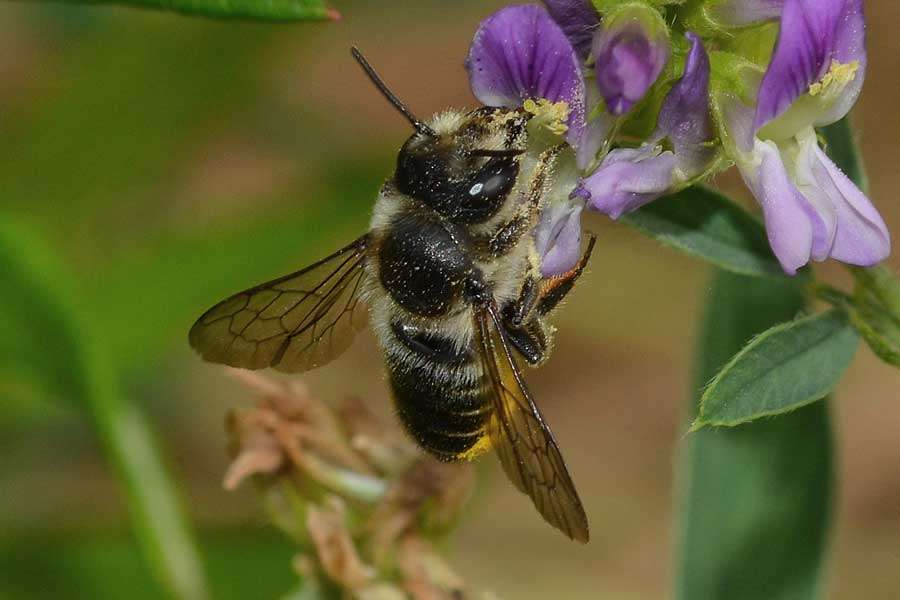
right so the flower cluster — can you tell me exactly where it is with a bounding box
[465,0,890,275]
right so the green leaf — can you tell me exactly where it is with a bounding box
[676,271,833,600]
[693,309,859,429]
[620,185,785,278]
[0,220,210,600]
[38,0,336,21]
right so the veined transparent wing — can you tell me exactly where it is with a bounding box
[476,305,589,543]
[189,236,369,373]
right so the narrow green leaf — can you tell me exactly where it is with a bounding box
[0,220,86,408]
[694,309,858,428]
[0,220,210,600]
[676,271,833,600]
[37,0,336,21]
[620,185,785,278]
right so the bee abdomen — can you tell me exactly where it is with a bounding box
[386,321,488,460]
[389,363,489,460]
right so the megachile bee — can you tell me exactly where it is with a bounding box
[189,48,595,542]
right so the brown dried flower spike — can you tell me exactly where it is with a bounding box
[221,369,494,600]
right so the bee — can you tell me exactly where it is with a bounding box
[189,48,595,542]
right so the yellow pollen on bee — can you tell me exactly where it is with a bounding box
[808,59,859,97]
[457,435,492,461]
[524,98,570,135]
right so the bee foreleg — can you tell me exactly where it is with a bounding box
[537,234,597,315]
[502,319,548,366]
[502,275,540,327]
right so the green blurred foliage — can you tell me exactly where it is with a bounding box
[0,6,378,599]
[0,528,297,600]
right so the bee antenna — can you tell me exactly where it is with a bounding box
[351,47,436,137]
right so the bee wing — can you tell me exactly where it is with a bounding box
[476,305,589,543]
[189,236,369,373]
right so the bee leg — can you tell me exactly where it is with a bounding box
[475,146,561,258]
[503,319,548,366]
[502,275,540,328]
[500,275,548,365]
[537,234,597,315]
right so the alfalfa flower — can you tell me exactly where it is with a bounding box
[718,0,890,274]
[574,32,717,217]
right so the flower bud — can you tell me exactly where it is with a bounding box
[592,3,670,115]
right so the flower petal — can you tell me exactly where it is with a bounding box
[575,83,615,170]
[466,4,586,144]
[573,145,677,218]
[816,0,866,126]
[738,138,827,274]
[542,0,600,60]
[793,128,890,265]
[710,0,783,27]
[592,5,669,116]
[535,200,584,278]
[655,32,715,176]
[753,0,865,134]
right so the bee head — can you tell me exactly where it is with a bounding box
[352,47,526,225]
[395,109,526,224]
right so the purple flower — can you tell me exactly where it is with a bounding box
[721,0,889,274]
[542,0,600,60]
[575,33,716,217]
[654,33,716,178]
[534,199,585,277]
[466,3,586,146]
[573,145,677,218]
[592,4,669,116]
[753,0,867,138]
[465,4,590,278]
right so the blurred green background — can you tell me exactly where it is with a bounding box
[1,1,899,598]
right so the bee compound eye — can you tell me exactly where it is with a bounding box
[472,158,518,201]
[452,157,519,223]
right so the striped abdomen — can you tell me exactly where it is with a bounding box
[385,320,489,461]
